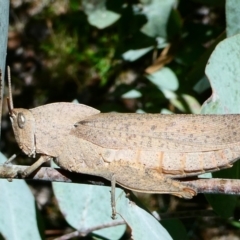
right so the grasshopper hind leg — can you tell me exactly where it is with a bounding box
[105,162,197,199]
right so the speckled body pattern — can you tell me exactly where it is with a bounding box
[9,103,240,199]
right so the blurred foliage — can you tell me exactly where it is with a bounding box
[2,0,240,239]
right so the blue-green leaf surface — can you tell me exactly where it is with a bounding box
[52,164,171,239]
[202,34,240,114]
[116,193,172,240]
[122,89,142,99]
[0,153,41,240]
[146,67,179,91]
[201,34,240,217]
[171,94,201,113]
[141,0,176,38]
[52,175,126,239]
[226,0,240,37]
[82,0,120,29]
[122,47,154,61]
[52,161,126,240]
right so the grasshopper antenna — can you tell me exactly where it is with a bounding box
[7,66,14,115]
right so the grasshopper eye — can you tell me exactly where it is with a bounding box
[17,113,26,129]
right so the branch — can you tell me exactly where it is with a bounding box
[0,164,111,186]
[53,220,125,240]
[1,164,240,196]
[183,178,240,195]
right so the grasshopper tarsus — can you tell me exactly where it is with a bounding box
[110,174,117,219]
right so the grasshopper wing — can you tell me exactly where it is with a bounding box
[71,113,240,194]
[72,113,240,152]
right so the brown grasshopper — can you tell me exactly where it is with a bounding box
[6,68,240,218]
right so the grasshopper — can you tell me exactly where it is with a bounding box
[6,68,240,218]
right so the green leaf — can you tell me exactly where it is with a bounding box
[141,0,176,38]
[186,32,225,88]
[146,67,179,91]
[82,0,120,29]
[0,153,41,240]
[52,162,171,239]
[226,0,240,37]
[88,10,120,29]
[167,8,182,39]
[116,193,172,240]
[205,160,240,218]
[205,194,237,218]
[193,76,210,94]
[171,94,201,113]
[161,219,188,240]
[201,33,240,217]
[202,34,240,114]
[161,108,173,114]
[52,182,126,239]
[122,46,154,61]
[122,89,142,99]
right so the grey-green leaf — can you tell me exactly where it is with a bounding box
[122,47,154,61]
[122,89,142,99]
[141,0,176,38]
[116,193,172,240]
[201,33,240,217]
[146,67,179,91]
[202,34,240,114]
[82,0,120,29]
[226,0,240,37]
[52,182,126,239]
[0,153,41,240]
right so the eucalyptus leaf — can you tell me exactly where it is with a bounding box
[141,0,176,38]
[53,182,126,239]
[193,76,210,94]
[0,153,41,240]
[201,33,240,217]
[160,108,173,114]
[122,89,142,99]
[122,46,154,61]
[52,161,126,239]
[52,161,170,239]
[88,10,120,29]
[82,0,120,29]
[171,94,201,113]
[116,193,172,240]
[226,0,240,37]
[146,67,179,91]
[202,34,240,114]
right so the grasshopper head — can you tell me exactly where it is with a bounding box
[7,67,36,157]
[8,106,36,157]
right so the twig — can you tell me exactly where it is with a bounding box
[1,164,240,196]
[184,178,240,195]
[53,220,125,240]
[0,164,111,186]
